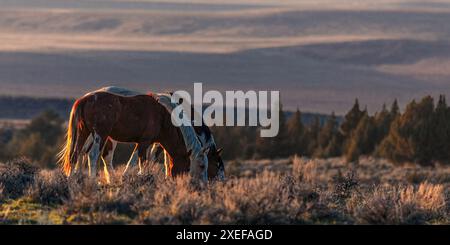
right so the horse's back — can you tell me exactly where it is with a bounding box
[79,90,163,142]
[85,86,147,98]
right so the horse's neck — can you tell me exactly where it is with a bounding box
[157,116,188,161]
[155,94,202,155]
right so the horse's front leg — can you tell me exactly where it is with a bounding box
[147,143,160,164]
[163,149,173,178]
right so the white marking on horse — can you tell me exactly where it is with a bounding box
[101,140,116,183]
[88,133,101,178]
[85,86,145,98]
[82,134,94,153]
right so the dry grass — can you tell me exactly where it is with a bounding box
[350,183,446,224]
[0,157,448,224]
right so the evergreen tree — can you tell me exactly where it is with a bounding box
[390,99,400,117]
[340,99,365,155]
[432,95,450,163]
[305,115,321,156]
[315,112,341,157]
[286,108,305,155]
[340,99,364,137]
[25,109,63,146]
[374,102,397,145]
[7,109,64,168]
[377,97,435,165]
[255,103,288,158]
[345,112,377,163]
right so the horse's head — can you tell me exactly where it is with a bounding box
[188,147,209,182]
[206,146,225,181]
[194,124,225,181]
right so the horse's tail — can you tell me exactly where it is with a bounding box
[58,99,83,176]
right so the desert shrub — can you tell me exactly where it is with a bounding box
[216,171,299,224]
[332,171,359,204]
[0,183,4,202]
[400,183,446,212]
[405,170,428,184]
[138,171,312,225]
[292,155,318,185]
[121,164,161,194]
[138,174,214,224]
[0,158,37,199]
[63,173,138,224]
[28,169,69,205]
[0,156,448,225]
[64,164,165,224]
[224,160,243,178]
[353,183,446,224]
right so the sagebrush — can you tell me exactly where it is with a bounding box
[0,157,448,224]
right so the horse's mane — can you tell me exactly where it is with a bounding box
[155,93,205,157]
[156,93,217,149]
[197,124,216,149]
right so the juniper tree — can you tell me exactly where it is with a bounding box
[377,96,435,165]
[315,112,342,157]
[345,112,377,163]
[432,95,450,163]
[286,108,306,156]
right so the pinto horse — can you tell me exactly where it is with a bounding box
[152,123,225,180]
[58,87,209,181]
[151,93,225,179]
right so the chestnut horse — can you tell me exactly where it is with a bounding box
[58,87,209,181]
[88,93,225,181]
[96,97,225,180]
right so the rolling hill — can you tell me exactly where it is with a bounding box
[1,1,450,114]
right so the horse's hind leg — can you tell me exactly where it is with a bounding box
[101,139,117,184]
[73,128,91,175]
[148,143,164,164]
[122,144,139,175]
[79,133,94,174]
[137,143,151,174]
[87,132,107,179]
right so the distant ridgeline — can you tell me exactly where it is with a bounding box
[0,95,338,124]
[0,96,74,119]
[284,111,342,126]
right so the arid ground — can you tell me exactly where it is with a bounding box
[0,156,448,224]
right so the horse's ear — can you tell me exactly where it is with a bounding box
[216,148,223,156]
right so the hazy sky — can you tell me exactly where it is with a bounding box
[0,0,446,11]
